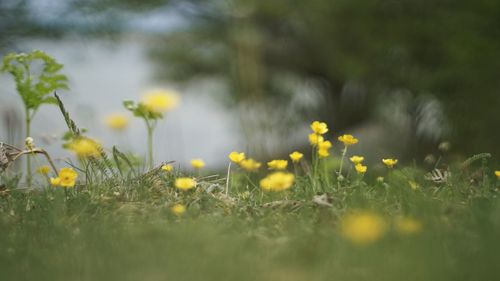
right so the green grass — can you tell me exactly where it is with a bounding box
[1,163,500,281]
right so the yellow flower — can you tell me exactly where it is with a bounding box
[239,158,261,172]
[495,171,500,178]
[317,140,332,158]
[341,211,386,245]
[310,121,328,135]
[318,140,332,150]
[141,89,180,113]
[289,151,304,163]
[376,176,384,183]
[51,168,78,188]
[395,217,423,235]
[382,158,398,168]
[37,165,51,175]
[229,151,245,164]
[349,155,364,164]
[408,180,419,190]
[68,138,101,158]
[338,134,358,146]
[308,133,324,146]
[175,177,196,191]
[171,204,186,216]
[260,172,295,192]
[105,113,129,130]
[161,164,173,172]
[267,159,288,170]
[191,159,205,169]
[50,177,61,186]
[355,163,367,174]
[318,148,330,158]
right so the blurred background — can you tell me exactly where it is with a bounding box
[1,0,499,169]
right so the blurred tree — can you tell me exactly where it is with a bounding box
[3,0,500,157]
[143,0,500,157]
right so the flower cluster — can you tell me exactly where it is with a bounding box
[350,155,367,174]
[228,151,262,172]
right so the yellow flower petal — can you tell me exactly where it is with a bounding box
[382,158,398,168]
[310,121,328,135]
[338,134,358,146]
[141,89,180,113]
[267,159,288,170]
[239,158,261,172]
[342,211,386,245]
[349,156,364,164]
[191,159,205,169]
[175,178,196,190]
[161,164,173,172]
[289,151,304,163]
[229,152,245,163]
[171,204,186,216]
[355,163,367,174]
[260,172,295,192]
[105,113,129,131]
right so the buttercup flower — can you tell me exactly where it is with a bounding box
[171,204,186,216]
[355,163,367,174]
[141,89,180,113]
[175,178,196,191]
[229,152,245,164]
[51,167,78,188]
[191,159,205,169]
[289,151,304,163]
[395,217,423,235]
[105,113,129,130]
[318,148,330,158]
[37,165,50,175]
[350,156,364,164]
[68,138,101,158]
[318,140,332,150]
[50,177,61,186]
[341,211,386,245]
[495,170,500,178]
[161,164,173,172]
[308,133,324,146]
[239,158,262,172]
[382,158,398,168]
[267,159,288,170]
[338,134,358,146]
[310,121,328,135]
[317,140,332,158]
[260,172,295,192]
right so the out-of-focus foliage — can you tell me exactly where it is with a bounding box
[1,50,68,111]
[146,0,500,157]
[3,0,499,157]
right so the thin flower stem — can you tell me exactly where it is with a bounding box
[225,162,231,196]
[25,108,32,187]
[146,121,154,170]
[337,146,348,188]
[311,146,317,194]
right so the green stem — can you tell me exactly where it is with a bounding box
[337,146,348,188]
[146,123,154,170]
[25,108,32,187]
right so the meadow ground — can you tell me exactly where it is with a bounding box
[1,160,500,281]
[1,52,500,280]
